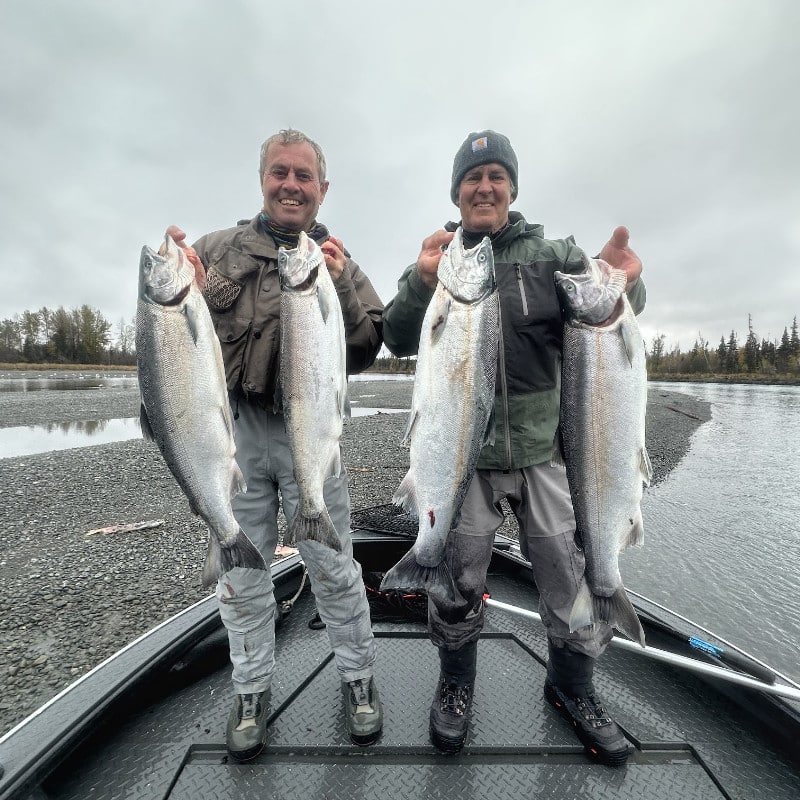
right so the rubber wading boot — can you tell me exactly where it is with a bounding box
[545,642,631,766]
[342,676,383,746]
[226,690,270,762]
[429,641,477,754]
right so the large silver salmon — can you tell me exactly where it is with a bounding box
[136,234,267,587]
[278,231,347,552]
[554,259,651,647]
[381,228,499,597]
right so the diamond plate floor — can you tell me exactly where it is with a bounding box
[44,568,799,800]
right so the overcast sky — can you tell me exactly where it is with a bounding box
[2,0,798,352]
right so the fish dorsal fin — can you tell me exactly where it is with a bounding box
[428,293,451,347]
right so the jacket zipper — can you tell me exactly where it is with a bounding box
[497,306,512,469]
[515,264,529,316]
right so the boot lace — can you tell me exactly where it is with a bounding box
[240,693,260,721]
[575,693,613,728]
[439,681,472,716]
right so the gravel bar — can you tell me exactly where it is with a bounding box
[0,373,710,736]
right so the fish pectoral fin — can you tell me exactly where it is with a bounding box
[139,404,155,442]
[317,284,334,324]
[640,447,653,486]
[219,402,236,438]
[184,302,203,345]
[482,406,497,448]
[392,471,418,516]
[620,319,638,366]
[625,508,645,548]
[550,427,566,467]
[230,462,247,497]
[428,293,452,347]
[401,409,419,447]
[341,390,351,420]
[329,447,342,479]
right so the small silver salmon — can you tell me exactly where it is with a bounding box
[278,231,348,551]
[381,227,499,598]
[136,234,267,587]
[554,258,651,646]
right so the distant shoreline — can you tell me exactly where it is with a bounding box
[1,363,797,386]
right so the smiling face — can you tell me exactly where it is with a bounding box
[457,163,513,234]
[260,141,329,232]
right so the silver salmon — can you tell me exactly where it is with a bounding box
[380,228,499,598]
[553,259,651,646]
[278,231,347,552]
[136,234,267,587]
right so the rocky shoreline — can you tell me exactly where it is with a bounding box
[0,375,710,736]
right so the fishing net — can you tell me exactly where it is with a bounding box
[350,505,428,623]
[351,503,419,537]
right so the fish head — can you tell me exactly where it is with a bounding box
[138,234,194,306]
[277,230,325,293]
[438,227,496,303]
[555,258,627,325]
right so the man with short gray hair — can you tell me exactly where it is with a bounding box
[168,128,384,761]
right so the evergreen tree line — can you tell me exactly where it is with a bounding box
[647,316,800,378]
[0,306,136,366]
[2,306,798,380]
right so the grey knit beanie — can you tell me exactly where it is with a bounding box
[450,130,518,205]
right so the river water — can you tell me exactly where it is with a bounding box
[624,381,800,686]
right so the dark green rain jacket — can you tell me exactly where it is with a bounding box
[382,211,646,470]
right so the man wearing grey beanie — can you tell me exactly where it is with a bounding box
[382,129,646,766]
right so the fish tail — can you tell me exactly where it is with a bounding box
[569,583,645,648]
[200,528,268,588]
[380,549,455,600]
[286,507,342,552]
[604,586,646,647]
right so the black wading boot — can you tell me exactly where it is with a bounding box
[544,642,631,766]
[429,641,477,754]
[226,690,270,762]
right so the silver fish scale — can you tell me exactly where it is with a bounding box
[279,245,347,530]
[398,251,499,566]
[136,285,243,548]
[559,294,649,597]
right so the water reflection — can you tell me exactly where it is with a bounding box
[0,372,407,393]
[0,374,139,392]
[1,418,142,458]
[0,408,408,458]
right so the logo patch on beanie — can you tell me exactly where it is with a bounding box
[471,136,488,152]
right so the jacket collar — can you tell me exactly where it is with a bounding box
[234,215,331,260]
